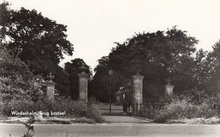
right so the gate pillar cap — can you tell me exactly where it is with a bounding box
[78,72,89,78]
[132,73,144,79]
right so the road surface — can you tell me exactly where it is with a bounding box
[1,123,220,137]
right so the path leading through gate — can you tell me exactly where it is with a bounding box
[98,104,151,123]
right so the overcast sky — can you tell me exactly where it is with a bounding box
[4,0,220,70]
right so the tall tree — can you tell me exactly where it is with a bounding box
[3,7,73,63]
[0,3,74,95]
[93,27,199,102]
[204,40,220,94]
[90,56,124,102]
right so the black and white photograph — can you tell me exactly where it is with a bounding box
[0,0,220,136]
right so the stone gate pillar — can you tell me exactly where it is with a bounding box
[47,73,55,101]
[132,73,144,112]
[165,79,174,96]
[78,72,89,102]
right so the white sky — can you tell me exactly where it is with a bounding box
[4,0,220,70]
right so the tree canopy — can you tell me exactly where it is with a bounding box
[2,7,73,64]
[0,2,74,96]
[92,27,204,102]
[204,40,220,93]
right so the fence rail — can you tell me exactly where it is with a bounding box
[99,104,123,115]
[133,103,165,119]
[97,103,165,117]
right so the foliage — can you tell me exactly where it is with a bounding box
[0,2,10,40]
[90,56,110,102]
[86,103,103,123]
[193,49,214,86]
[93,27,201,102]
[0,2,73,96]
[153,95,218,123]
[1,97,103,122]
[90,56,126,102]
[204,40,220,94]
[64,58,92,99]
[0,46,45,103]
[2,6,73,62]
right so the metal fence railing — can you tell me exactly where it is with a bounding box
[133,103,165,119]
[97,103,165,117]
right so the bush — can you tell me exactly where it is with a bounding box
[153,95,218,123]
[1,97,103,123]
[0,47,45,103]
[86,103,103,123]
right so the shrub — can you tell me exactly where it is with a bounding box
[0,97,103,122]
[153,95,218,123]
[86,103,104,123]
[0,47,45,103]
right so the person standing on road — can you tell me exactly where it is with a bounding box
[122,93,128,115]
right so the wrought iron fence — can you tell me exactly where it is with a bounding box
[133,103,165,119]
[99,104,124,115]
[97,103,165,117]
